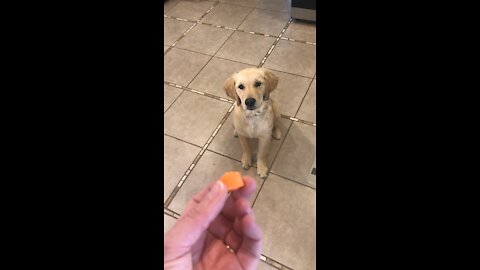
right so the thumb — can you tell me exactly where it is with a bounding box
[166,181,228,247]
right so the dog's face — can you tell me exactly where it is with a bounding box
[224,68,279,110]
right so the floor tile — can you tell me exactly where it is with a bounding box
[164,46,169,53]
[169,150,265,214]
[164,18,195,46]
[164,0,180,13]
[166,0,215,21]
[238,8,290,36]
[253,174,316,270]
[164,48,211,86]
[176,24,234,55]
[164,91,231,146]
[164,135,201,201]
[263,40,316,77]
[256,0,291,12]
[164,84,183,112]
[268,70,312,116]
[216,31,276,65]
[270,122,316,186]
[188,57,254,99]
[219,0,257,8]
[283,19,316,42]
[201,3,253,28]
[164,214,177,234]
[208,113,291,169]
[296,79,316,122]
[257,261,277,270]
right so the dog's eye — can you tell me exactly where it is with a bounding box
[255,81,262,87]
[238,84,244,90]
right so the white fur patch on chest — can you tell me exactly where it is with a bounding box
[245,105,269,118]
[243,105,272,138]
[245,116,259,138]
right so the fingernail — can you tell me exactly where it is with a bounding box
[214,180,225,193]
[205,181,225,200]
[203,181,226,206]
[208,181,225,195]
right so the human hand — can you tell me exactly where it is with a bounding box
[164,176,261,270]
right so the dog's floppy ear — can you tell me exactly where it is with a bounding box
[224,76,240,105]
[261,68,279,100]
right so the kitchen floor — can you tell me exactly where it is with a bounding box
[164,1,316,269]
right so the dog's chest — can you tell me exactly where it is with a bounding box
[236,109,273,139]
[245,117,264,138]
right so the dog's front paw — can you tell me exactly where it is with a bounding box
[233,129,238,137]
[272,127,281,140]
[257,161,268,179]
[241,154,252,170]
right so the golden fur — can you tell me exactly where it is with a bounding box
[224,68,281,178]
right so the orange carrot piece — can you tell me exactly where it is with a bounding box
[220,171,244,192]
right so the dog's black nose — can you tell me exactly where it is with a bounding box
[245,98,256,108]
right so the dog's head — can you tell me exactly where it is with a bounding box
[224,68,279,110]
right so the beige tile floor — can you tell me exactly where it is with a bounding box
[164,1,316,269]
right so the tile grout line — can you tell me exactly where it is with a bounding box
[163,89,185,115]
[211,0,291,14]
[205,0,291,14]
[164,207,181,219]
[163,206,295,270]
[168,1,240,95]
[268,171,316,191]
[164,4,314,269]
[163,141,317,192]
[166,46,315,80]
[164,103,235,208]
[281,114,316,127]
[166,6,266,207]
[164,20,197,55]
[164,1,232,207]
[164,133,204,149]
[164,3,255,208]
[280,36,316,45]
[251,121,294,208]
[258,17,293,68]
[183,13,238,90]
[164,1,220,56]
[164,81,315,127]
[202,148,267,171]
[164,15,316,46]
[260,255,295,270]
[293,77,316,123]
[164,81,234,105]
[165,135,316,192]
[197,2,218,21]
[251,75,318,204]
[203,148,316,191]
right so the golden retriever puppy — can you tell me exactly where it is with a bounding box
[224,68,281,178]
